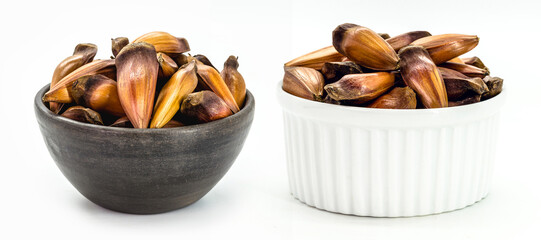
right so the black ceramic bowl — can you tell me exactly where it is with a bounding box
[34,85,255,214]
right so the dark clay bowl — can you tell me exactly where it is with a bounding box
[34,85,255,214]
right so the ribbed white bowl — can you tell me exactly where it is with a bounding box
[277,85,505,217]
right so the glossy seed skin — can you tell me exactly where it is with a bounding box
[180,91,233,124]
[398,46,448,108]
[116,42,159,128]
[151,61,197,128]
[282,66,325,101]
[69,74,125,117]
[368,87,417,109]
[221,56,246,107]
[284,46,344,70]
[332,23,399,70]
[411,34,479,64]
[324,72,395,103]
[61,106,103,125]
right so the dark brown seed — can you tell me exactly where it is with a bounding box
[61,106,103,125]
[448,94,481,107]
[180,91,233,124]
[444,76,488,101]
[111,37,129,58]
[391,71,407,87]
[438,67,488,101]
[321,61,362,84]
[73,43,98,63]
[482,76,503,100]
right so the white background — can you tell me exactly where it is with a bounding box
[1,0,540,239]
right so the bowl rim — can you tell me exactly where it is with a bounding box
[35,84,255,133]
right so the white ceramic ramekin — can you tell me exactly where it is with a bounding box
[277,84,505,217]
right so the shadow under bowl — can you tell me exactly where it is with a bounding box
[34,84,255,214]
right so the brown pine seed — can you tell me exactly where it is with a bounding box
[151,61,198,128]
[439,62,489,78]
[438,67,488,101]
[368,87,417,109]
[73,43,98,62]
[462,56,489,71]
[180,91,233,124]
[171,53,195,67]
[44,59,116,103]
[398,46,448,108]
[324,72,395,103]
[116,42,159,129]
[133,31,190,54]
[386,31,432,52]
[111,37,129,58]
[284,46,344,70]
[332,23,399,70]
[157,52,179,79]
[221,56,246,107]
[49,43,98,113]
[321,61,362,84]
[49,55,86,113]
[411,34,479,64]
[444,77,487,101]
[68,74,125,117]
[282,66,325,101]
[196,60,240,113]
[194,54,217,70]
[61,106,103,125]
[482,76,503,100]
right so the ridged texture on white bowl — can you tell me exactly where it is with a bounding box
[278,86,505,217]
